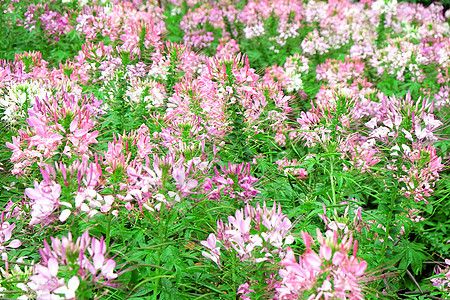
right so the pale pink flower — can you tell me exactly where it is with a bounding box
[201,201,293,264]
[29,231,118,298]
[200,233,221,266]
[276,229,367,299]
[0,219,22,263]
[25,178,61,226]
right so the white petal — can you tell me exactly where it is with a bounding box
[48,258,59,277]
[68,276,80,291]
[59,202,73,208]
[59,209,71,222]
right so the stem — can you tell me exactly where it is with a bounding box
[381,190,397,257]
[153,250,161,300]
[153,205,170,300]
[105,214,112,246]
[231,254,237,296]
[406,269,423,294]
[329,156,337,206]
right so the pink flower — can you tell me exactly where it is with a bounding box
[172,165,198,196]
[25,179,61,226]
[201,202,293,264]
[28,258,65,300]
[0,219,22,262]
[200,233,221,266]
[276,230,367,299]
[29,231,118,298]
[53,276,80,299]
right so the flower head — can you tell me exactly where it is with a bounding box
[276,229,367,299]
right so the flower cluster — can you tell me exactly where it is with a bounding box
[75,2,165,47]
[204,162,259,203]
[263,53,309,94]
[0,80,53,125]
[318,201,369,236]
[316,57,365,86]
[275,157,307,180]
[363,93,444,203]
[201,201,294,266]
[24,3,71,42]
[0,0,449,298]
[28,231,118,299]
[6,91,101,175]
[276,229,367,299]
[430,259,450,298]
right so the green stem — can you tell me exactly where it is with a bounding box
[381,190,397,257]
[153,205,169,300]
[231,254,237,296]
[153,250,161,300]
[105,214,112,246]
[329,156,337,206]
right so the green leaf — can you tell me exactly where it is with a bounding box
[392,240,427,275]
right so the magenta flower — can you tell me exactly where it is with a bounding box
[430,259,450,294]
[206,162,259,203]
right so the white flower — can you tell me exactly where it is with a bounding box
[0,81,52,124]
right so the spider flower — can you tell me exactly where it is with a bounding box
[28,231,118,299]
[276,229,367,300]
[201,201,294,266]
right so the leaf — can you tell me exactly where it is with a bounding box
[392,240,427,275]
[131,283,153,297]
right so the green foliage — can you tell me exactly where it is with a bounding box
[0,1,83,67]
[1,0,450,299]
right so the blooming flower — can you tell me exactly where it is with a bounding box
[25,177,62,226]
[201,201,294,264]
[28,231,118,299]
[276,229,367,299]
[431,259,450,295]
[0,219,22,262]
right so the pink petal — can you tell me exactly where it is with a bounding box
[355,261,367,276]
[3,223,14,242]
[101,260,117,279]
[186,179,198,189]
[332,251,345,265]
[25,187,40,200]
[320,245,332,261]
[101,204,111,212]
[305,252,322,269]
[70,119,78,132]
[280,247,297,267]
[173,166,185,185]
[93,254,105,270]
[301,231,313,250]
